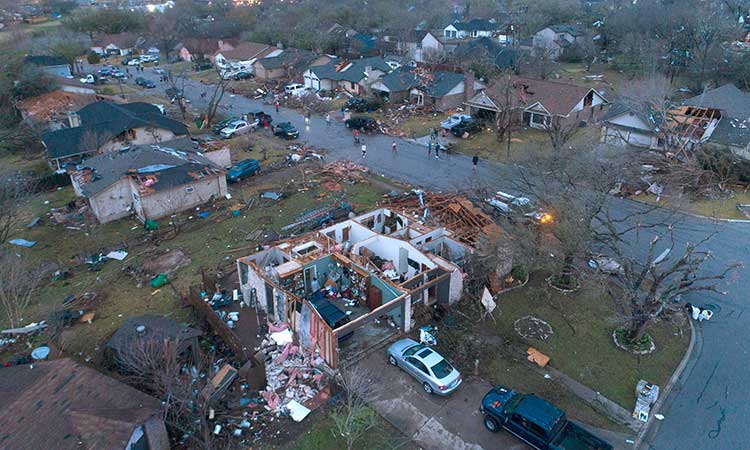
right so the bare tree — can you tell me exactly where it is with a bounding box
[523,45,558,81]
[543,116,580,152]
[203,68,231,128]
[331,366,381,450]
[0,171,27,244]
[116,337,225,450]
[0,251,49,328]
[484,72,520,158]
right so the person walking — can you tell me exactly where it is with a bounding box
[274,101,280,113]
[325,113,331,126]
[361,140,367,159]
[472,155,479,173]
[434,143,440,159]
[391,140,397,154]
[427,141,432,157]
[353,128,360,144]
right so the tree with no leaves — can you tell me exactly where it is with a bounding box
[0,250,49,328]
[0,171,29,245]
[331,366,381,450]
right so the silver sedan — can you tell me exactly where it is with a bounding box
[387,338,462,396]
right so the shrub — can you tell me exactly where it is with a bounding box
[87,51,101,64]
[511,265,528,282]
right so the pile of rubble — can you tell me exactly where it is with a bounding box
[382,190,502,246]
[255,323,329,421]
[319,161,369,184]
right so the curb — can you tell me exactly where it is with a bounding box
[634,313,697,449]
[628,197,750,224]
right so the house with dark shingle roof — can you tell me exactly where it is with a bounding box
[682,84,750,159]
[303,57,392,95]
[370,67,422,102]
[25,54,71,77]
[70,138,227,223]
[533,24,588,59]
[451,37,523,70]
[253,48,329,81]
[42,101,188,168]
[0,358,168,450]
[409,70,486,111]
[466,76,608,129]
[600,103,661,149]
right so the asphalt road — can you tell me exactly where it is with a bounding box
[104,65,750,450]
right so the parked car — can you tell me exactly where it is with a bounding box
[140,54,159,63]
[96,67,111,77]
[232,71,254,80]
[345,116,377,132]
[220,119,256,139]
[153,67,165,75]
[346,96,380,112]
[451,118,482,136]
[79,74,100,84]
[588,254,624,276]
[194,61,213,71]
[485,191,551,224]
[165,87,187,102]
[253,111,273,125]
[386,338,462,396]
[480,386,613,450]
[226,159,260,183]
[121,57,136,66]
[111,69,126,79]
[441,114,472,130]
[211,117,241,134]
[274,122,300,140]
[126,58,141,66]
[135,77,155,88]
[284,83,308,97]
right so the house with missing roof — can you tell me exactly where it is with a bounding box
[41,101,188,168]
[465,76,608,129]
[24,55,72,77]
[0,358,168,450]
[70,138,227,223]
[303,57,391,94]
[237,207,471,368]
[601,84,750,158]
[532,24,587,59]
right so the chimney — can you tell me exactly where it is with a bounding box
[464,71,476,102]
[68,112,80,128]
[276,41,284,50]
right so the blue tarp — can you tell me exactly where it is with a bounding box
[9,239,37,247]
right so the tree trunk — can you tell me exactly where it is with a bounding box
[627,316,650,341]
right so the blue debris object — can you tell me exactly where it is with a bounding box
[199,211,211,218]
[9,238,37,247]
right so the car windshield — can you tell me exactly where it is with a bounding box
[431,359,454,379]
[403,343,424,357]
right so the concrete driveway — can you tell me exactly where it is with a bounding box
[358,350,525,450]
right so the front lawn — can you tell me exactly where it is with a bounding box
[488,274,689,410]
[633,188,750,220]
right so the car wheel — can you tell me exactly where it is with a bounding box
[423,383,433,395]
[484,416,499,432]
[388,355,397,366]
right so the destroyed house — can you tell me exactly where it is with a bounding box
[238,208,469,368]
[70,138,227,224]
[0,358,169,450]
[42,101,189,168]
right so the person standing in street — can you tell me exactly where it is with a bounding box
[325,113,331,126]
[434,143,440,159]
[472,155,479,173]
[353,128,360,144]
[391,140,397,154]
[361,140,367,159]
[275,101,280,113]
[427,141,432,157]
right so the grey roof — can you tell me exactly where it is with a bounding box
[310,57,391,83]
[452,37,521,69]
[25,55,68,66]
[424,71,465,97]
[257,48,316,70]
[450,19,500,32]
[43,102,188,160]
[683,84,750,119]
[107,315,203,355]
[709,117,750,148]
[377,68,420,92]
[547,24,586,36]
[74,138,219,196]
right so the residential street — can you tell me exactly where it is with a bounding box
[119,68,750,450]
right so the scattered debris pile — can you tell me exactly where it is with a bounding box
[255,323,329,421]
[319,161,369,184]
[285,143,325,165]
[382,190,501,246]
[281,200,353,234]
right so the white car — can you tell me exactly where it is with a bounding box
[153,67,165,74]
[140,54,159,63]
[220,119,257,139]
[441,114,472,130]
[79,74,98,84]
[127,59,141,66]
[284,83,308,97]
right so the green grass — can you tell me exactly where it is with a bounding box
[633,189,750,220]
[452,127,549,162]
[4,175,388,356]
[489,274,688,410]
[282,408,416,450]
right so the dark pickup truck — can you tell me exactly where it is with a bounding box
[480,386,613,450]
